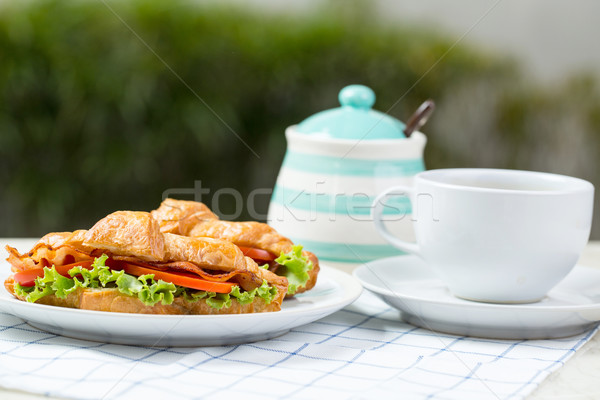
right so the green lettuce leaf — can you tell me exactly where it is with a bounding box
[51,272,78,299]
[275,245,313,295]
[68,254,121,288]
[15,278,53,303]
[229,285,254,305]
[14,254,279,309]
[229,280,278,305]
[16,255,178,306]
[205,292,232,309]
[255,280,279,304]
[114,273,144,296]
[180,279,279,309]
[180,289,209,303]
[19,266,80,302]
[14,282,34,298]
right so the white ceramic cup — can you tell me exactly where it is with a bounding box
[372,168,594,303]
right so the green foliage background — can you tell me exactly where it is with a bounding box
[1,0,599,238]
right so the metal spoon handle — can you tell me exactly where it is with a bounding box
[403,99,435,138]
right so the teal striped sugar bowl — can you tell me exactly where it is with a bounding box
[267,85,427,264]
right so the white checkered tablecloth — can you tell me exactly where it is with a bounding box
[0,289,596,400]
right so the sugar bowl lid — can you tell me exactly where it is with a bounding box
[295,85,406,139]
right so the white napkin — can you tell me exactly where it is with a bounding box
[0,290,596,400]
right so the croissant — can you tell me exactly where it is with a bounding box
[5,211,287,314]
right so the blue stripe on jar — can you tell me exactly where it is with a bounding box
[282,151,425,176]
[271,185,411,215]
[293,239,407,263]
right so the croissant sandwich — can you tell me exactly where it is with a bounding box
[151,198,319,296]
[3,210,303,315]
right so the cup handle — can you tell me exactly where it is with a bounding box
[372,185,421,256]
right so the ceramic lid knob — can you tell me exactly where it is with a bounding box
[294,84,406,139]
[339,85,376,109]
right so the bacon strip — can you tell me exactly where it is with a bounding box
[5,245,93,273]
[5,246,30,272]
[149,261,245,282]
[110,256,244,283]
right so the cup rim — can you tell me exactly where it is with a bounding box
[416,168,594,195]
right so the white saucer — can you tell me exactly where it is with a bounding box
[354,256,600,339]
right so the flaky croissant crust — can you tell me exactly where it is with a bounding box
[151,199,320,294]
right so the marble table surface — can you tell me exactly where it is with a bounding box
[527,242,600,400]
[1,240,599,400]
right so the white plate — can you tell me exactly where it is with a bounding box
[0,266,362,346]
[354,256,600,339]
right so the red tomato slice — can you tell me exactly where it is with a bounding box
[121,264,236,293]
[13,260,94,287]
[13,260,235,294]
[237,246,276,262]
